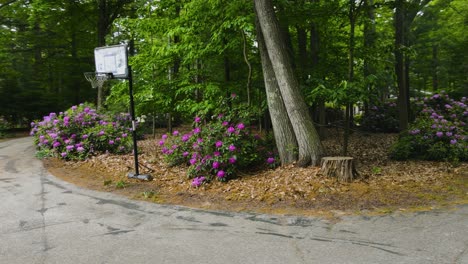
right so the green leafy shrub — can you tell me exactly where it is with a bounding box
[390,92,467,161]
[30,103,133,160]
[0,117,9,138]
[360,101,399,133]
[161,98,277,186]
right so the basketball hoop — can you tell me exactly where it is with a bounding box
[84,72,112,89]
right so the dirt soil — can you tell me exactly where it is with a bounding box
[43,128,468,217]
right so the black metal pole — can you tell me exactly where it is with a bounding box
[127,66,152,181]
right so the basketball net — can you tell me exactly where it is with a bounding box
[84,72,110,89]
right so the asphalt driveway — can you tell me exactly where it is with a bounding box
[1,137,467,264]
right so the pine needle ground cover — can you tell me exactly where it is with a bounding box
[43,128,467,217]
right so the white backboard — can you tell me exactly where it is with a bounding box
[94,44,128,79]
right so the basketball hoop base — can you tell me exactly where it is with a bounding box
[128,172,153,181]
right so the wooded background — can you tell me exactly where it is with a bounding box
[0,0,466,129]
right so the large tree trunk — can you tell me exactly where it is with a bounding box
[296,25,308,81]
[363,0,376,111]
[309,3,324,138]
[432,45,438,91]
[395,0,409,131]
[256,18,298,165]
[255,0,323,166]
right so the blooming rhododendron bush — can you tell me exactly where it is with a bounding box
[30,103,133,160]
[391,92,467,161]
[160,98,278,187]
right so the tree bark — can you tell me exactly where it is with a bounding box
[363,0,376,112]
[296,26,308,80]
[395,0,409,131]
[256,18,298,165]
[255,0,323,166]
[432,45,438,91]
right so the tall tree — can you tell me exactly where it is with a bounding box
[254,0,323,166]
[256,18,298,165]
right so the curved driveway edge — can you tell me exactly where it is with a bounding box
[1,137,467,264]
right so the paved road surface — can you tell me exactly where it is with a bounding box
[1,137,467,264]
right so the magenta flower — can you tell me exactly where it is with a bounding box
[183,151,189,157]
[190,158,197,165]
[194,116,201,123]
[109,140,115,145]
[61,152,67,158]
[191,176,206,187]
[212,161,220,169]
[215,141,223,148]
[159,140,165,146]
[66,145,74,151]
[446,132,453,137]
[98,130,105,136]
[217,170,226,178]
[228,145,236,152]
[182,134,190,142]
[214,151,221,157]
[222,121,229,127]
[237,123,245,130]
[228,157,236,164]
[52,141,61,148]
[173,130,179,136]
[162,134,168,140]
[450,139,457,144]
[71,105,77,111]
[267,157,275,164]
[122,133,127,138]
[193,127,201,134]
[227,127,235,134]
[436,131,443,137]
[77,147,85,152]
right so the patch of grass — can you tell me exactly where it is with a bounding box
[371,166,382,174]
[141,190,157,199]
[115,180,127,189]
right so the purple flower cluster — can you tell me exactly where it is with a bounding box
[160,113,275,186]
[30,104,133,160]
[395,91,467,161]
[191,176,206,187]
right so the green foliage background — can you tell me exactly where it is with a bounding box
[0,0,466,128]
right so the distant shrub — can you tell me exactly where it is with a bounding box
[360,101,399,133]
[30,103,133,160]
[0,117,9,138]
[160,98,277,186]
[390,92,467,161]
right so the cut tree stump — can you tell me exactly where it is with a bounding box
[320,156,358,182]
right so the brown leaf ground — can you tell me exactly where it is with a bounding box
[44,128,468,217]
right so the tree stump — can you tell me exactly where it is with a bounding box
[320,157,358,182]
